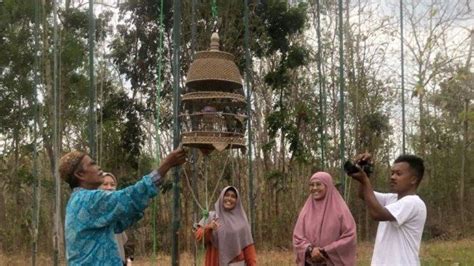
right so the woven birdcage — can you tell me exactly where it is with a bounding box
[181,32,247,154]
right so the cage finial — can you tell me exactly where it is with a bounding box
[210,32,220,51]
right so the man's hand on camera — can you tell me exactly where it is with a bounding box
[349,152,371,183]
[355,152,372,164]
[349,167,369,184]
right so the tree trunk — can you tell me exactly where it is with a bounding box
[419,92,426,157]
[459,99,468,227]
[0,187,5,251]
[460,29,473,228]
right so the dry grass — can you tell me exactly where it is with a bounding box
[0,253,53,266]
[420,238,474,265]
[131,242,374,265]
[1,239,472,265]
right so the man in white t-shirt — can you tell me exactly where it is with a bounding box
[349,154,427,266]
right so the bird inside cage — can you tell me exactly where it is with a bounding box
[201,106,217,131]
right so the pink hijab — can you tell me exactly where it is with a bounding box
[293,172,356,266]
[200,186,254,265]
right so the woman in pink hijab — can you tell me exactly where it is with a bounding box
[195,186,256,266]
[293,172,356,266]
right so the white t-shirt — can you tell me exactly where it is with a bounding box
[371,192,427,266]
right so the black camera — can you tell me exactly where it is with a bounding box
[344,159,374,176]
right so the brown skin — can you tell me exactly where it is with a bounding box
[223,190,238,211]
[309,180,327,201]
[208,219,220,230]
[350,153,419,222]
[154,147,187,177]
[75,156,104,189]
[389,162,419,197]
[75,147,187,190]
[100,175,117,191]
[310,248,325,263]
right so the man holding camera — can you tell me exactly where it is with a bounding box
[347,153,426,266]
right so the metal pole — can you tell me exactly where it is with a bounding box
[244,0,255,235]
[88,0,97,158]
[338,0,346,196]
[52,0,61,264]
[172,0,182,264]
[152,0,165,263]
[400,0,406,154]
[190,0,199,265]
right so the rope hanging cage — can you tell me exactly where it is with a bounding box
[181,32,248,155]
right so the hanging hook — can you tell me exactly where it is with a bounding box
[212,19,219,33]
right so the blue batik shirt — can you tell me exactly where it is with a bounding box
[65,171,161,265]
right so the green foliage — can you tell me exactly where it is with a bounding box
[256,0,307,55]
[111,0,174,107]
[267,100,316,163]
[256,1,314,161]
[62,8,89,38]
[264,67,290,89]
[99,90,147,173]
[262,139,276,152]
[287,45,310,68]
[266,110,286,137]
[436,69,473,118]
[0,1,35,137]
[358,112,392,150]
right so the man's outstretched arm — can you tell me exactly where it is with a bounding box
[351,169,395,222]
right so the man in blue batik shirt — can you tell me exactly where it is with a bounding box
[59,148,186,265]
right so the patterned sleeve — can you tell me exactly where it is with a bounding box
[77,174,158,230]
